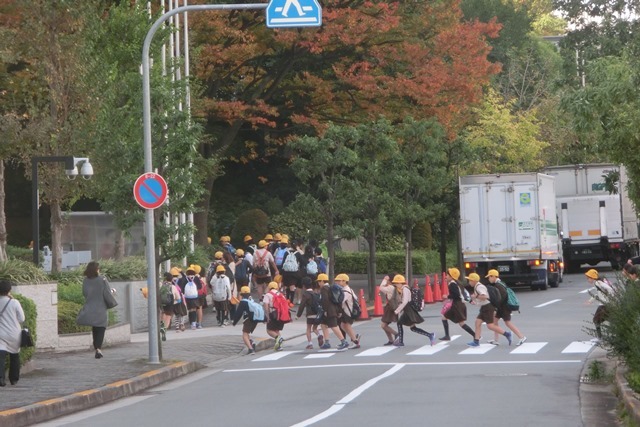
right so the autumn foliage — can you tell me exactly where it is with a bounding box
[190,0,501,152]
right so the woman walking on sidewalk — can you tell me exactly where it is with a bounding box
[76,261,118,359]
[0,280,25,386]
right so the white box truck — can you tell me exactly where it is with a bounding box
[542,164,639,272]
[459,173,562,290]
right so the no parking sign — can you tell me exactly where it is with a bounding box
[133,173,168,209]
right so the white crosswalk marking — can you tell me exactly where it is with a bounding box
[305,353,335,359]
[561,341,596,354]
[407,335,461,355]
[459,344,496,355]
[355,347,397,357]
[510,342,547,354]
[252,351,300,362]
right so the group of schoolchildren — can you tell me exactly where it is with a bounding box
[157,233,531,353]
[377,267,528,348]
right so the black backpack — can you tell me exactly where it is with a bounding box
[486,285,503,308]
[348,290,361,319]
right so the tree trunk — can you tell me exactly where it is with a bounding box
[366,225,377,301]
[115,229,126,260]
[0,160,6,261]
[439,215,448,272]
[405,223,413,284]
[50,199,63,274]
[194,175,214,246]
[326,214,335,281]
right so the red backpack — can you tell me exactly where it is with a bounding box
[270,291,292,323]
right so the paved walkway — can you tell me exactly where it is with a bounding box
[0,308,309,426]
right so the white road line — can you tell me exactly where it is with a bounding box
[223,359,582,373]
[289,364,405,427]
[305,353,335,359]
[459,344,496,355]
[355,347,397,357]
[252,351,300,361]
[579,289,590,294]
[534,299,562,308]
[407,335,460,356]
[562,341,596,354]
[510,342,547,354]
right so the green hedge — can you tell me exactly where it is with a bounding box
[2,294,37,371]
[57,282,118,334]
[334,250,456,275]
[0,259,49,284]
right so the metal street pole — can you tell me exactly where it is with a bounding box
[141,2,267,364]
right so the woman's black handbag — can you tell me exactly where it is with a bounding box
[21,328,34,348]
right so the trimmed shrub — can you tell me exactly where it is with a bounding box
[186,245,212,272]
[58,280,85,306]
[335,251,428,275]
[58,300,91,334]
[95,257,147,281]
[57,299,117,334]
[15,294,36,367]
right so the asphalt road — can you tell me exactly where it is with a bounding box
[40,270,613,427]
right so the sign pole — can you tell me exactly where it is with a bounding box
[142,3,268,364]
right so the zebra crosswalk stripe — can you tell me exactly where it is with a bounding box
[510,342,547,354]
[561,341,596,354]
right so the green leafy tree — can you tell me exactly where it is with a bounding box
[463,88,547,174]
[288,124,361,280]
[388,118,450,282]
[84,2,207,267]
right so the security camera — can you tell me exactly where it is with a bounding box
[65,168,78,180]
[80,161,93,180]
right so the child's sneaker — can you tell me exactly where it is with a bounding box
[317,335,324,347]
[246,349,256,355]
[504,331,513,346]
[428,332,436,346]
[274,336,284,351]
[320,342,331,350]
[196,323,203,329]
[349,342,360,350]
[160,326,166,342]
[517,336,527,346]
[337,340,349,350]
[467,340,480,347]
[305,344,314,350]
[250,339,256,351]
[487,340,499,346]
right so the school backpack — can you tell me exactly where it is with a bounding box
[282,251,300,272]
[459,285,471,302]
[409,286,424,312]
[184,281,198,299]
[270,291,292,323]
[211,277,228,301]
[348,290,362,320]
[495,280,520,312]
[247,298,265,322]
[486,284,503,308]
[315,256,327,274]
[311,292,324,320]
[306,259,318,275]
[329,283,345,305]
[274,247,287,267]
[160,283,174,305]
[235,259,249,282]
[253,250,269,277]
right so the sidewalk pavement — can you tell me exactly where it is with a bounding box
[0,308,311,427]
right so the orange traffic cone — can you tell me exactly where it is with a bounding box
[373,285,384,317]
[441,272,449,299]
[424,275,434,304]
[358,288,370,320]
[433,273,443,302]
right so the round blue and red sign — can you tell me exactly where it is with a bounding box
[133,173,168,209]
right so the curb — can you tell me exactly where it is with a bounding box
[0,360,203,427]
[616,363,640,426]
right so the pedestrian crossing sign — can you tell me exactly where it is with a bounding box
[266,0,322,28]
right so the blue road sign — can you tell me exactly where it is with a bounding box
[266,0,321,28]
[133,173,168,210]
